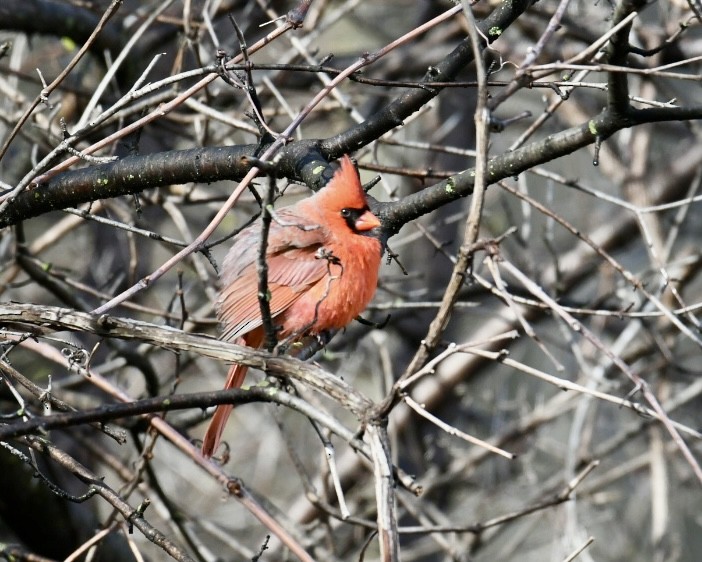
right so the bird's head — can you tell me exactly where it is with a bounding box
[318,155,381,235]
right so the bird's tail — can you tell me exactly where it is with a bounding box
[201,330,262,458]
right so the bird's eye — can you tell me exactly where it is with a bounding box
[340,208,351,218]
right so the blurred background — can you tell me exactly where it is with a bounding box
[1,1,702,560]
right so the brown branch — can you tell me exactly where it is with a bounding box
[23,436,196,562]
[0,302,373,415]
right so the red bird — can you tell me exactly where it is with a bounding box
[202,156,382,457]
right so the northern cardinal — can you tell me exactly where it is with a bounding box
[202,156,382,457]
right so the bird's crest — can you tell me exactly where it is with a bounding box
[321,155,368,210]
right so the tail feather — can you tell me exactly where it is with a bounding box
[201,330,263,458]
[201,363,248,457]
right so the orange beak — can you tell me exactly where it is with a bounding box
[354,209,381,232]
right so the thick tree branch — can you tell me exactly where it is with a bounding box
[3,103,702,236]
[0,0,536,228]
[378,105,702,234]
[605,0,648,114]
[0,387,277,441]
[0,302,373,416]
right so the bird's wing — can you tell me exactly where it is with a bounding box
[218,213,330,341]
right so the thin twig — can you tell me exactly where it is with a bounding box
[497,257,702,484]
[404,395,515,459]
[0,0,124,161]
